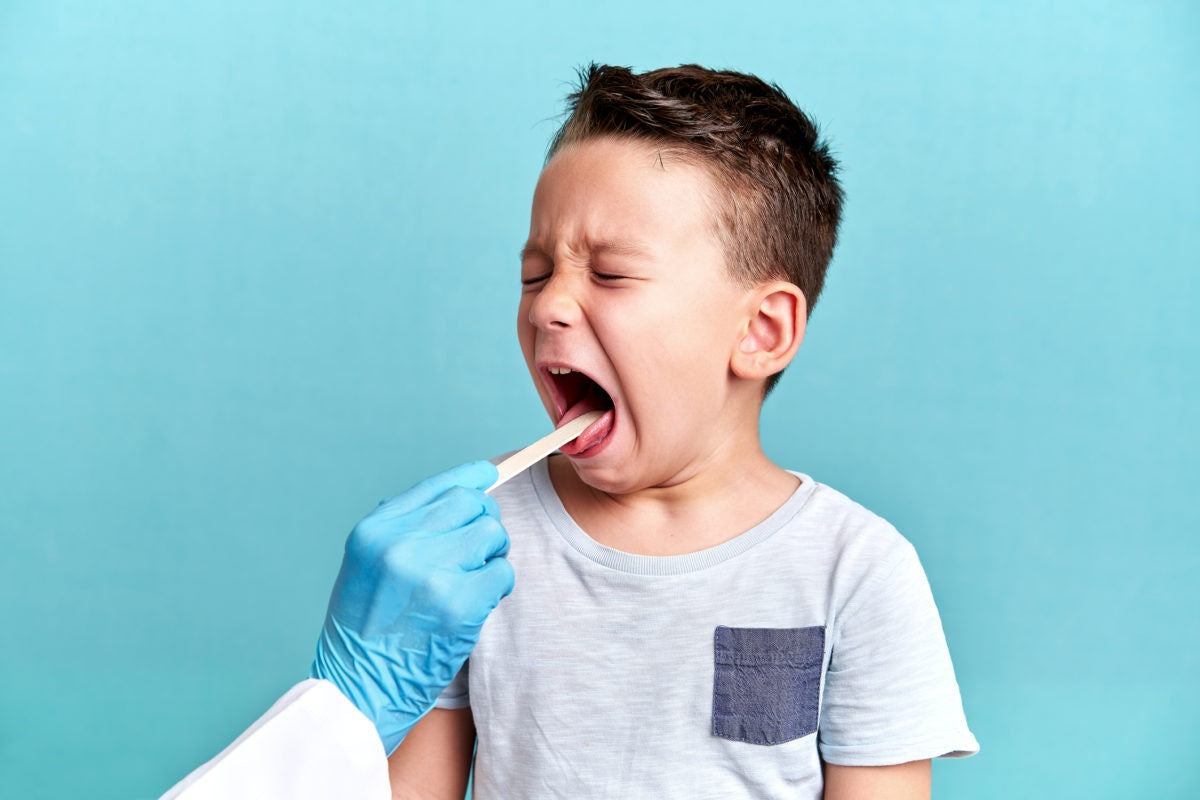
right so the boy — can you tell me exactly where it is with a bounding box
[389,64,978,799]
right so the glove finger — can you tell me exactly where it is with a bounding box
[373,486,500,534]
[377,460,499,516]
[400,485,499,535]
[448,515,510,570]
[466,556,516,608]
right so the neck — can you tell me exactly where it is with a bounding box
[548,429,800,556]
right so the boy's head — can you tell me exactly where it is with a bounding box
[519,64,842,493]
[548,64,843,394]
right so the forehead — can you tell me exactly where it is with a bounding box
[525,136,723,259]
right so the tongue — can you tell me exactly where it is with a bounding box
[557,394,614,456]
[560,408,614,455]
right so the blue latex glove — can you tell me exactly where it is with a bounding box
[311,460,514,755]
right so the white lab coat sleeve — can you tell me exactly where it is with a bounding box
[161,678,391,800]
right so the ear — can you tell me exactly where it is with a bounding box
[731,282,807,382]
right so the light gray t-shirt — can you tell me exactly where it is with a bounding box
[437,460,978,798]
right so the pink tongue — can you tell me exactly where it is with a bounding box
[560,409,614,455]
[558,395,614,455]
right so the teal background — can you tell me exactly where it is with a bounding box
[1,1,1196,797]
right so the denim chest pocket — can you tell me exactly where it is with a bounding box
[712,625,826,746]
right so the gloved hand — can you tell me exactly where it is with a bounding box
[311,460,514,755]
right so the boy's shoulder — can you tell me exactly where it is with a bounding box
[790,471,919,572]
[796,472,905,534]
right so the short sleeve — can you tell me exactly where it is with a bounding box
[818,541,979,765]
[433,660,470,710]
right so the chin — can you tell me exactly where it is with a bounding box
[564,456,658,497]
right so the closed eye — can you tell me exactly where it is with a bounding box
[592,270,643,283]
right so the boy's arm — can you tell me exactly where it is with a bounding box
[387,708,476,800]
[823,759,931,800]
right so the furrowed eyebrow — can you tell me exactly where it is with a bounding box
[519,239,653,268]
[589,239,651,259]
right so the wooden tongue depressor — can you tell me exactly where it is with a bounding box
[489,410,604,492]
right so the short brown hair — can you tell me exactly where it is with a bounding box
[548,63,844,393]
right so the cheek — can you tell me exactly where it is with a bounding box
[619,314,732,412]
[595,293,665,337]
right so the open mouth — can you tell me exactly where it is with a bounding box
[544,366,616,456]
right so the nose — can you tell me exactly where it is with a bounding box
[527,272,582,330]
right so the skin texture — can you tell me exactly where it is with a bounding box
[388,136,930,798]
[387,708,474,800]
[824,760,932,799]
